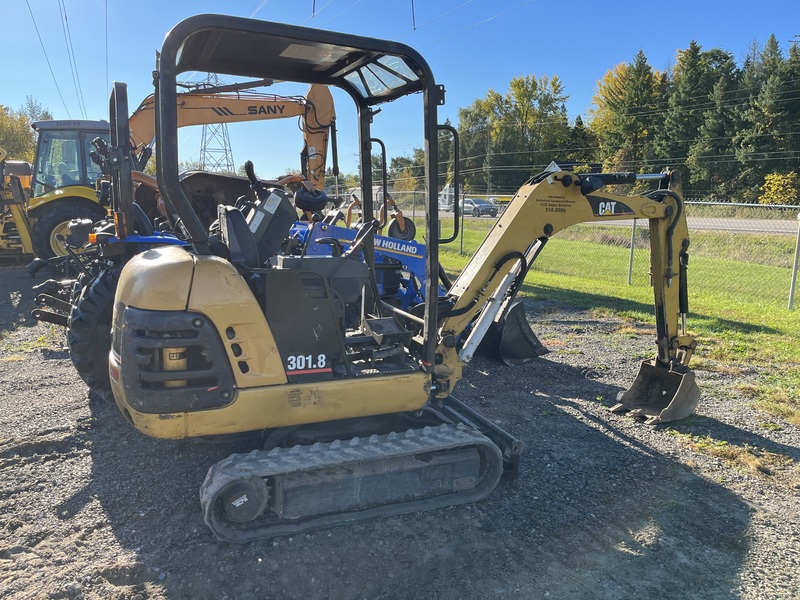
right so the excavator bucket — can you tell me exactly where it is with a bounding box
[478,301,549,365]
[610,360,701,425]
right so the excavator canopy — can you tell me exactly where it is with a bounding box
[167,16,427,105]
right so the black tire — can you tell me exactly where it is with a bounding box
[472,208,480,218]
[67,268,120,402]
[386,217,417,241]
[31,200,107,259]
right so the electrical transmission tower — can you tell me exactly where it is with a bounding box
[199,73,235,173]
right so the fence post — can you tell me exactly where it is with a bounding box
[789,212,800,310]
[627,218,637,285]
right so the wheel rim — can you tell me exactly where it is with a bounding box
[49,219,91,256]
[49,220,74,257]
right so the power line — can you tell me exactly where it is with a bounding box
[302,0,336,24]
[395,0,478,39]
[250,0,271,18]
[57,0,87,119]
[319,0,364,26]
[105,0,109,102]
[24,0,72,119]
[417,0,539,49]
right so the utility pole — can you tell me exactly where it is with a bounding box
[485,120,491,197]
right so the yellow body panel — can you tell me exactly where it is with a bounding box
[28,186,99,212]
[188,255,287,388]
[111,246,429,439]
[114,245,195,311]
[117,372,430,439]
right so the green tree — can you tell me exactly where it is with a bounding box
[561,115,597,164]
[589,51,663,172]
[686,75,742,200]
[652,42,738,182]
[735,35,791,201]
[458,75,569,193]
[0,97,53,162]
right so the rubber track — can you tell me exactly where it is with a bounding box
[200,423,503,543]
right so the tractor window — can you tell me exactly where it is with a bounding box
[83,135,105,183]
[33,130,81,196]
[32,129,110,197]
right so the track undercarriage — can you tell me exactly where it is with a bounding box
[200,398,519,543]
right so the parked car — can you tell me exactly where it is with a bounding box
[461,198,498,218]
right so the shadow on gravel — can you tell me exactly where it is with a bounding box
[64,353,755,600]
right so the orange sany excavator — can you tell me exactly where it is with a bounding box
[107,15,701,543]
[126,82,334,191]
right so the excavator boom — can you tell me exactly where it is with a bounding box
[127,85,335,190]
[436,168,698,424]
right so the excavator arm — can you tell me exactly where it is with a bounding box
[127,85,335,190]
[435,168,699,425]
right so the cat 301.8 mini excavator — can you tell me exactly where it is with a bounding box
[108,15,701,543]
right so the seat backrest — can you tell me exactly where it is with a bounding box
[218,205,260,270]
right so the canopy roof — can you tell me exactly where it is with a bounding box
[163,15,434,105]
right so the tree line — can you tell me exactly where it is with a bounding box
[381,34,800,205]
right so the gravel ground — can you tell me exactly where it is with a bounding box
[1,264,798,600]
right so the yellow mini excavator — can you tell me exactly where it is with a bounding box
[108,15,700,542]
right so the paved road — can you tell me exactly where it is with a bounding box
[431,210,800,235]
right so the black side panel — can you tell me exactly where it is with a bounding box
[260,269,346,383]
[118,307,236,413]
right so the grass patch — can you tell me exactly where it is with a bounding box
[668,431,795,477]
[441,218,800,425]
[0,325,64,354]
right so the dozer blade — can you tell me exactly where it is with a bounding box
[610,360,701,425]
[478,300,549,365]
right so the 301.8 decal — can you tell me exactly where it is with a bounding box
[286,354,332,375]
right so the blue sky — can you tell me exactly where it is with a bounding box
[5,0,800,175]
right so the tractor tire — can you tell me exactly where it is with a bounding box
[387,217,417,241]
[31,200,106,259]
[67,268,120,402]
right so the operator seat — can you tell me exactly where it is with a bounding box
[218,205,260,270]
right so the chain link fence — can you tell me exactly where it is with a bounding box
[429,200,800,311]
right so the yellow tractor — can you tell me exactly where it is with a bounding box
[0,147,34,258]
[108,15,701,542]
[2,84,337,263]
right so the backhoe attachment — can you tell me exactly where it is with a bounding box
[478,300,549,365]
[611,360,701,425]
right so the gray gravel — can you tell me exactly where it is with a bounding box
[1,264,798,599]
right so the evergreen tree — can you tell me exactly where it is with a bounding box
[562,115,597,164]
[735,35,791,200]
[589,50,660,172]
[686,75,742,199]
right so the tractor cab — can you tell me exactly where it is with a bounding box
[31,120,109,199]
